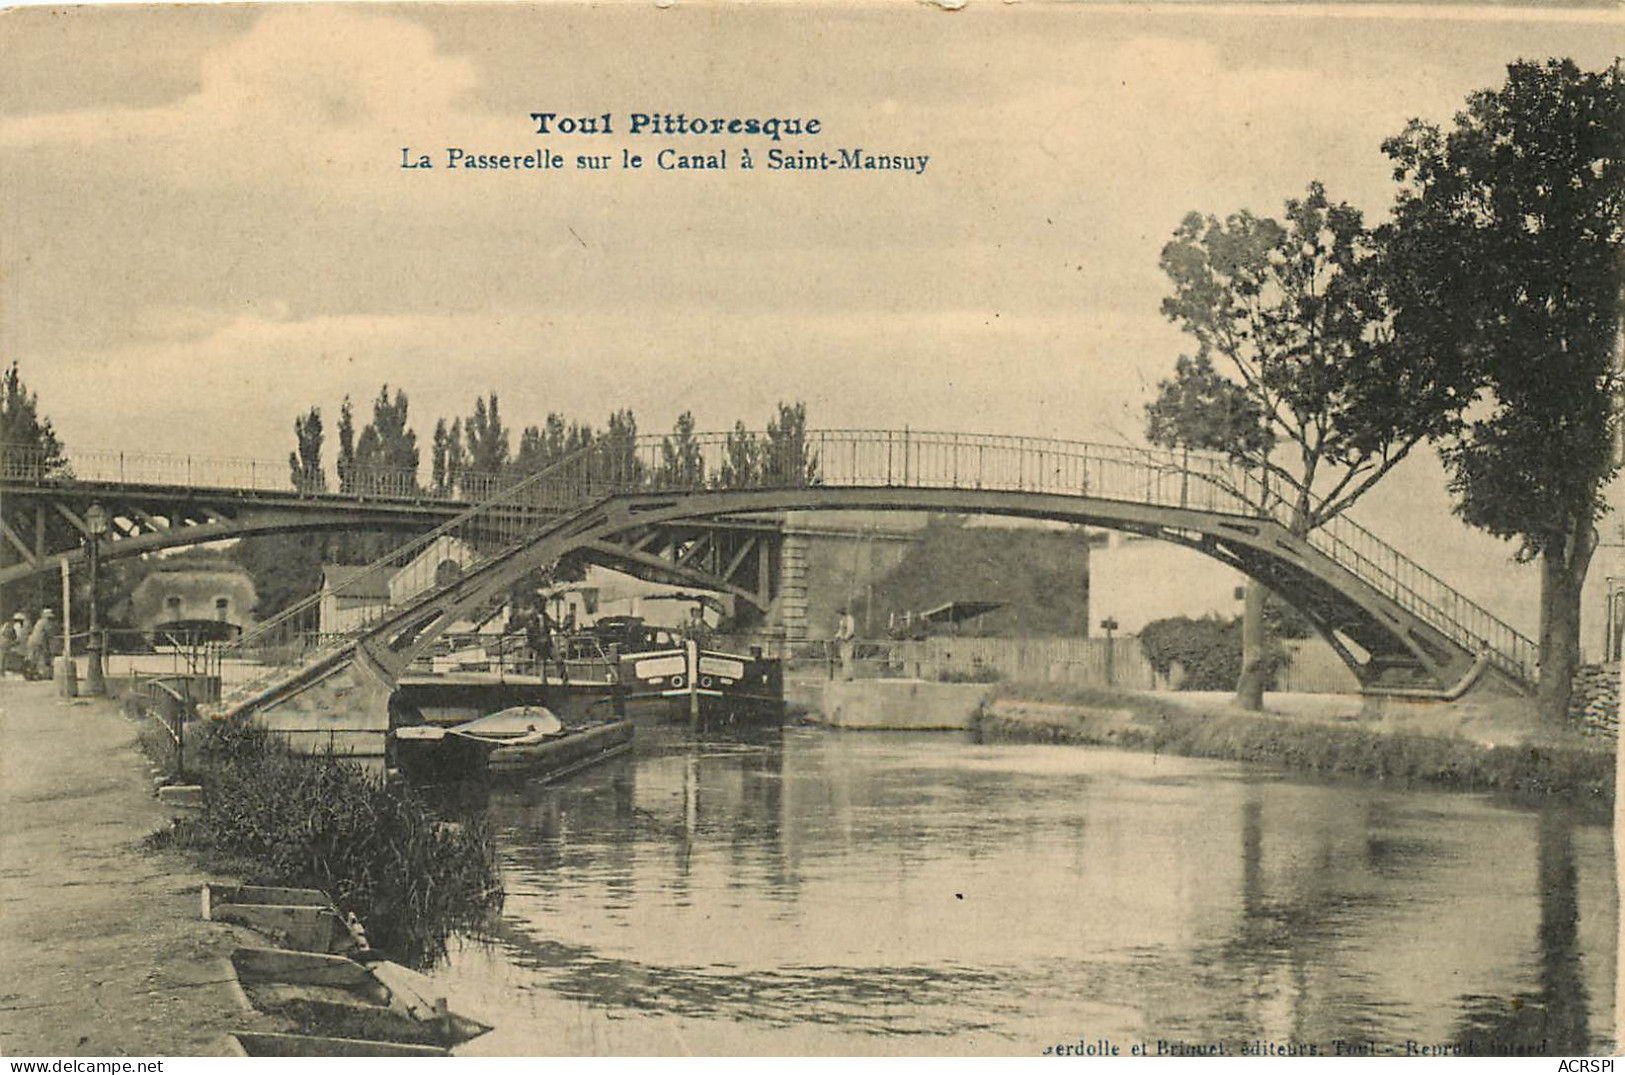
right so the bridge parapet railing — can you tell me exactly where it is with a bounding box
[0,444,524,504]
[1292,509,1538,682]
[1206,461,1536,682]
[204,428,1535,706]
[624,432,1536,681]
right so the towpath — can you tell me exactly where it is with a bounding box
[0,679,266,1056]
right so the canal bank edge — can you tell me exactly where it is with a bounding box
[976,685,1614,804]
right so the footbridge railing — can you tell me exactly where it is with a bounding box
[205,429,1536,706]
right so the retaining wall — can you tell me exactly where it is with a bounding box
[815,679,996,730]
[1571,662,1621,737]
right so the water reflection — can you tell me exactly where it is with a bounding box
[433,727,1615,1055]
[1452,809,1593,1055]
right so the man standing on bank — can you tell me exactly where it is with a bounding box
[834,606,857,681]
[25,608,55,680]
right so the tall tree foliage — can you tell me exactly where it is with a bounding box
[1381,58,1624,720]
[763,400,819,486]
[288,407,324,493]
[596,408,641,485]
[335,397,357,495]
[1151,182,1465,708]
[706,401,819,490]
[0,362,71,608]
[658,411,706,488]
[353,386,419,490]
[1144,354,1275,464]
[514,424,546,475]
[1,361,66,469]
[431,417,467,497]
[464,393,509,483]
[234,533,327,620]
[718,421,761,489]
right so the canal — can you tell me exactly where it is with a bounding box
[434,726,1617,1056]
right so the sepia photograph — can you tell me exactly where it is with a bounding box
[0,0,1622,1060]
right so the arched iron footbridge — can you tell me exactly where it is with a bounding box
[208,429,1537,721]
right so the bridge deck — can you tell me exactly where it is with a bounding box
[6,431,1537,714]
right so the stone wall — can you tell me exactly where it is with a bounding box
[1571,662,1621,737]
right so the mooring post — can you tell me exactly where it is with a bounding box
[177,678,188,780]
[687,638,700,727]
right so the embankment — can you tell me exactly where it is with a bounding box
[977,684,1614,804]
[143,716,504,968]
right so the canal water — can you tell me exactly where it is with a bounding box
[435,726,1617,1056]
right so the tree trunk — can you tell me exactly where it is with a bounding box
[1234,577,1268,711]
[1535,534,1595,724]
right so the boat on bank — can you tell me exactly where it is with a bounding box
[611,639,784,725]
[228,945,491,1049]
[536,621,785,726]
[389,606,787,743]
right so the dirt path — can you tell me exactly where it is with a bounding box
[0,680,268,1056]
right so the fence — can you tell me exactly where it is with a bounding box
[736,632,1362,695]
[780,635,1160,690]
[125,674,197,780]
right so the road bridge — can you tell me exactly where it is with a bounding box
[207,429,1538,736]
[0,446,779,603]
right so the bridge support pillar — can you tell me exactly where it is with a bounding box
[771,530,811,642]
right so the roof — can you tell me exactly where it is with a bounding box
[321,564,392,600]
[147,555,249,576]
[920,601,1004,625]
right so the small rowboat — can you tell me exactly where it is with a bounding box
[396,705,565,747]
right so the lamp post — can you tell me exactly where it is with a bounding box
[84,503,108,696]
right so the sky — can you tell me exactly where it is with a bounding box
[2,2,1621,633]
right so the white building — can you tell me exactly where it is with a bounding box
[317,565,390,634]
[1087,530,1245,635]
[540,565,734,630]
[388,535,478,607]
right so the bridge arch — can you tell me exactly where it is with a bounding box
[193,428,1538,723]
[352,484,1522,701]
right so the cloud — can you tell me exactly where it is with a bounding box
[35,303,1183,461]
[0,9,490,191]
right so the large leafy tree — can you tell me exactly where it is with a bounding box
[709,402,819,490]
[1151,182,1466,709]
[233,533,326,620]
[1381,58,1624,720]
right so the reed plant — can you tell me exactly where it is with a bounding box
[150,716,503,967]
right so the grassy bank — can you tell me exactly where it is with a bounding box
[144,716,504,968]
[979,683,1614,804]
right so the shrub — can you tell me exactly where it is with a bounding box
[1137,614,1287,691]
[937,664,1004,683]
